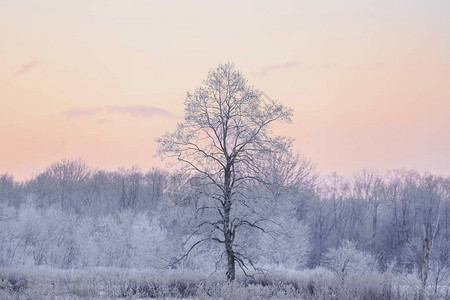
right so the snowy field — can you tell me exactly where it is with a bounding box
[1,266,447,299]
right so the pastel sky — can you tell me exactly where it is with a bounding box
[1,0,449,180]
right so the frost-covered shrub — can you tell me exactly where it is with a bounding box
[81,213,133,267]
[0,201,175,269]
[129,212,169,267]
[75,211,169,268]
[321,240,378,275]
[0,203,18,267]
[0,203,78,268]
[257,218,310,269]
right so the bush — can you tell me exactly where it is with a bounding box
[321,240,378,275]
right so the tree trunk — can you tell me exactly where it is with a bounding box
[420,225,429,300]
[371,202,378,249]
[226,240,235,281]
[224,200,235,281]
[223,164,235,281]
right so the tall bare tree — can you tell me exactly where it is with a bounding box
[157,63,294,280]
[353,170,383,249]
[45,158,91,211]
[417,175,444,300]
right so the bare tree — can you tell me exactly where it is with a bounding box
[157,63,294,280]
[353,170,383,250]
[116,166,142,211]
[0,173,21,207]
[144,168,169,209]
[417,175,444,300]
[45,158,91,211]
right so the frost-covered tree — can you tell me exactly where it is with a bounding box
[415,175,446,299]
[44,158,91,211]
[157,63,295,280]
[143,168,169,209]
[116,166,142,211]
[0,174,21,207]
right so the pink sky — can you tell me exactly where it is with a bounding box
[1,0,449,180]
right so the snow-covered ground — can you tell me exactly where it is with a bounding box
[2,266,447,299]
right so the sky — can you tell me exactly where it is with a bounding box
[1,0,449,180]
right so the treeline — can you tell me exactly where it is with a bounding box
[0,159,449,279]
[0,159,170,214]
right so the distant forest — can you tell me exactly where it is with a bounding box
[1,159,448,278]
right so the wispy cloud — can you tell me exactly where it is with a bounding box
[258,61,299,75]
[0,60,40,82]
[304,62,384,71]
[65,107,103,119]
[16,60,39,76]
[65,105,172,119]
[106,105,170,117]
